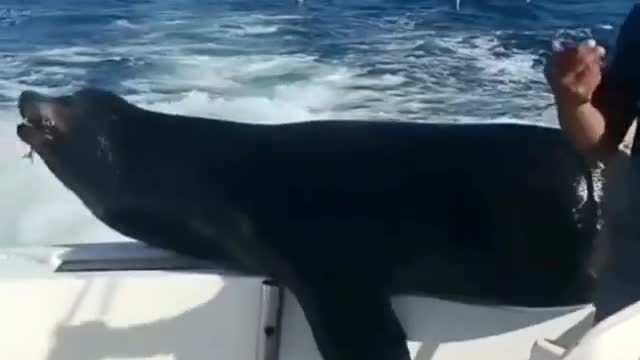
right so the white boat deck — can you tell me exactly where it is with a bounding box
[1,242,639,360]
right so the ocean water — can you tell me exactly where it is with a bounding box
[0,0,634,247]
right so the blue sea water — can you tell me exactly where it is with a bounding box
[0,0,635,247]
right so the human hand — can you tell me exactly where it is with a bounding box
[544,39,607,108]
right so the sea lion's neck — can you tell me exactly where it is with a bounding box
[113,105,262,198]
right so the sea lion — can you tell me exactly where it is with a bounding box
[16,88,604,360]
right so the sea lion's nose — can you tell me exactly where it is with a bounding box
[18,90,47,119]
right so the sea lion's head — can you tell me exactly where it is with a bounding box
[16,89,127,207]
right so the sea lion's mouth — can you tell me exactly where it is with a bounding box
[16,90,57,160]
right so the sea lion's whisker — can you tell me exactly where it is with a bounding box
[22,148,34,163]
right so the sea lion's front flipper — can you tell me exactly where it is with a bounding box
[291,277,410,360]
[99,208,250,271]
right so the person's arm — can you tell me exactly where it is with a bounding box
[557,75,636,159]
[552,3,640,159]
[547,43,636,160]
[556,100,608,157]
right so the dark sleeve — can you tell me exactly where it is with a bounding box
[591,74,637,150]
[592,4,640,150]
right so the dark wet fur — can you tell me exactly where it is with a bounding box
[17,88,605,360]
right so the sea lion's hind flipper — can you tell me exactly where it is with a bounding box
[291,277,410,360]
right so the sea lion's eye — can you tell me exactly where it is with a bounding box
[42,116,54,127]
